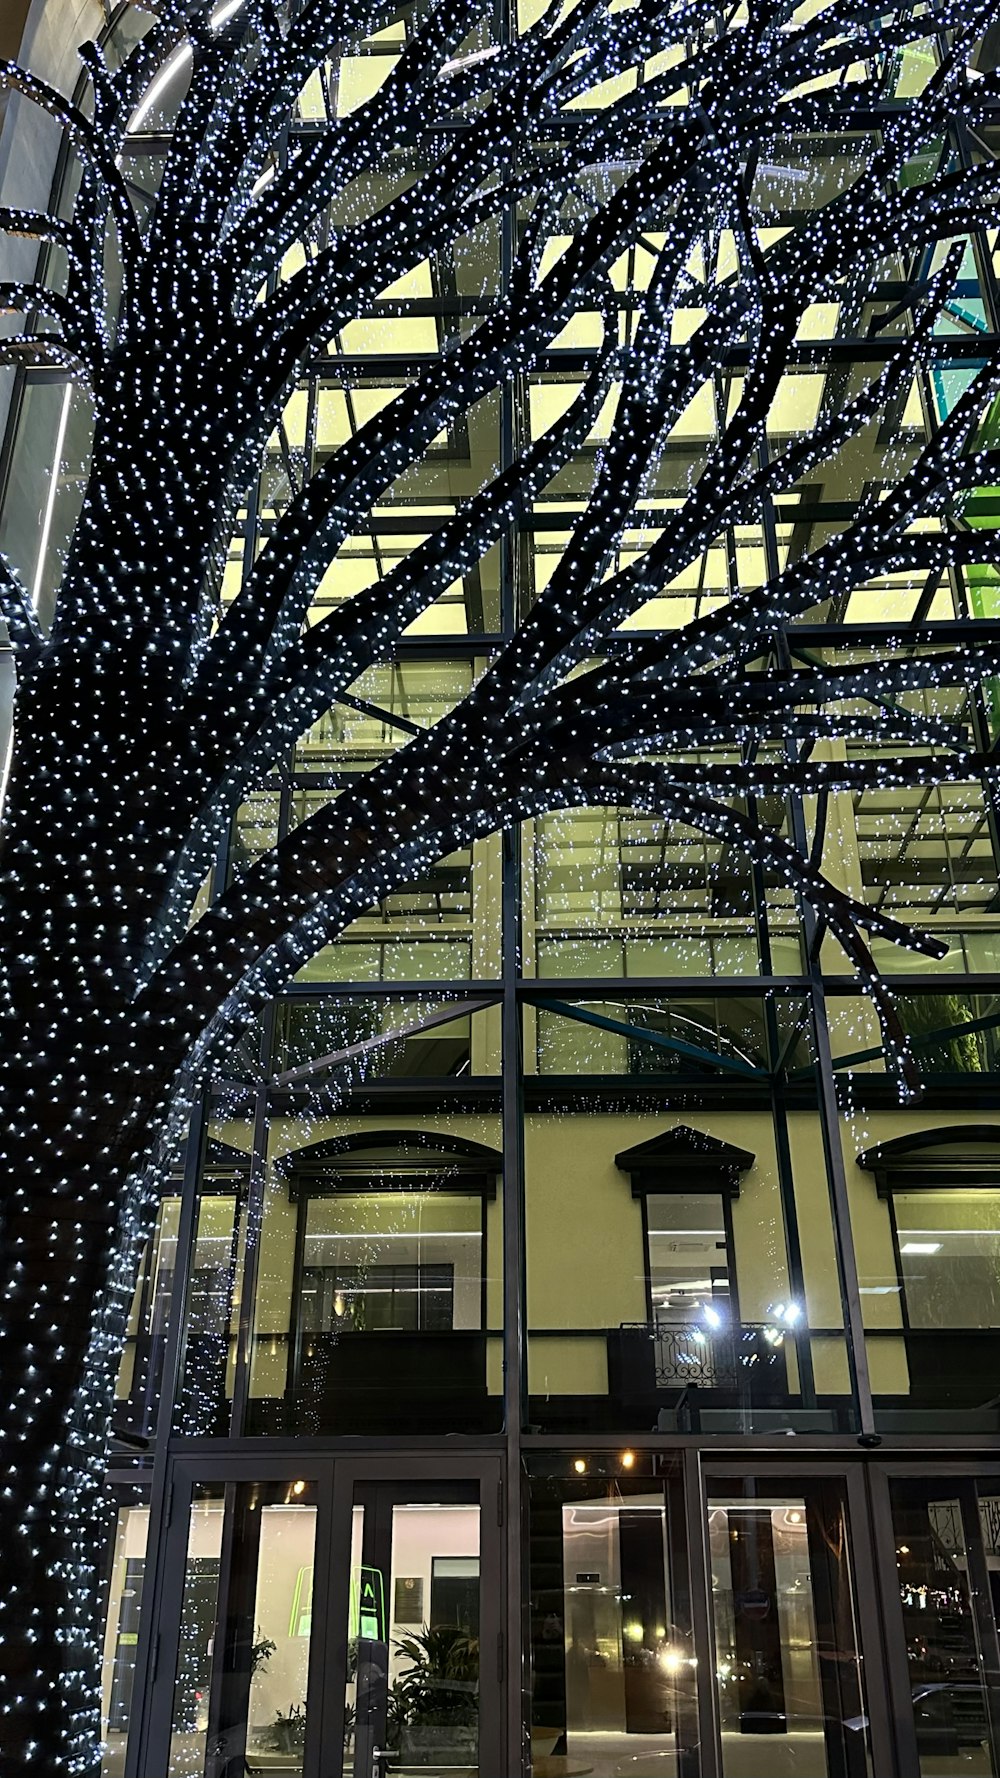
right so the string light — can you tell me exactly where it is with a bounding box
[0,0,996,1768]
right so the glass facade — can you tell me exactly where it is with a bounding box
[4,0,1000,1774]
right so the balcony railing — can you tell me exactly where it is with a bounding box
[608,1321,792,1423]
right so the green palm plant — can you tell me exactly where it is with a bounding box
[390,1624,479,1730]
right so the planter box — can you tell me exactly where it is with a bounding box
[398,1723,478,1762]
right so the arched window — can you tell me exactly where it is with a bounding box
[259,1130,503,1434]
[859,1127,1000,1332]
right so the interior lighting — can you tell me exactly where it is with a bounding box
[31,384,72,607]
[900,1242,941,1255]
[770,1301,803,1326]
[620,1450,635,1470]
[0,0,996,1764]
[127,0,247,132]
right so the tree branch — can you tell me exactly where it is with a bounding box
[0,59,144,293]
[0,282,101,375]
[0,553,43,661]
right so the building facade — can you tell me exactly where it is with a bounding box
[3,2,1000,1776]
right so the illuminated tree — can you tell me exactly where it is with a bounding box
[0,0,999,1765]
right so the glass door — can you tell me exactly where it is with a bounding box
[163,1475,321,1778]
[347,1481,486,1778]
[129,1456,502,1778]
[702,1464,893,1778]
[876,1470,1000,1778]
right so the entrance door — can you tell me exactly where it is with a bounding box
[872,1466,1000,1778]
[340,1473,498,1778]
[126,1455,502,1778]
[700,1462,894,1778]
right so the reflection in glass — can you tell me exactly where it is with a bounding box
[248,1121,503,1435]
[291,1192,489,1435]
[175,1190,245,1437]
[101,1498,150,1778]
[894,1191,1000,1329]
[299,1191,482,1332]
[168,1481,318,1776]
[387,1502,481,1773]
[168,1488,225,1777]
[243,1489,318,1773]
[529,1462,696,1778]
[890,1481,995,1778]
[708,1481,871,1778]
[345,1505,365,1763]
[646,1191,731,1326]
[115,1194,181,1440]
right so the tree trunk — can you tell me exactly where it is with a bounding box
[0,1033,178,1772]
[0,617,201,1769]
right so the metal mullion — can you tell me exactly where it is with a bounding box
[327,1463,364,1778]
[203,1480,247,1774]
[302,1461,338,1778]
[842,1463,902,1778]
[497,0,526,1740]
[122,1099,208,1778]
[502,819,528,1777]
[128,1462,199,1777]
[681,1447,722,1778]
[864,1463,923,1778]
[518,975,804,997]
[761,416,877,1434]
[227,1016,277,1437]
[959,1479,1000,1778]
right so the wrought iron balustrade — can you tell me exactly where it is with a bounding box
[608,1320,791,1411]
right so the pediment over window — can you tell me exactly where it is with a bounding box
[281,1128,501,1197]
[858,1125,1000,1197]
[615,1124,754,1198]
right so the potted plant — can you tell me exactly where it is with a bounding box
[250,1630,277,1677]
[389,1625,479,1763]
[256,1701,307,1756]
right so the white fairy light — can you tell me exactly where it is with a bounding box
[0,0,997,1766]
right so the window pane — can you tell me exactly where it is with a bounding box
[300,1192,479,1332]
[387,1501,481,1769]
[889,1480,995,1778]
[895,1191,1000,1329]
[646,1192,729,1325]
[247,1112,503,1435]
[168,1481,319,1776]
[168,1486,225,1776]
[708,1478,873,1778]
[528,1454,695,1778]
[175,1190,246,1437]
[101,1493,149,1777]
